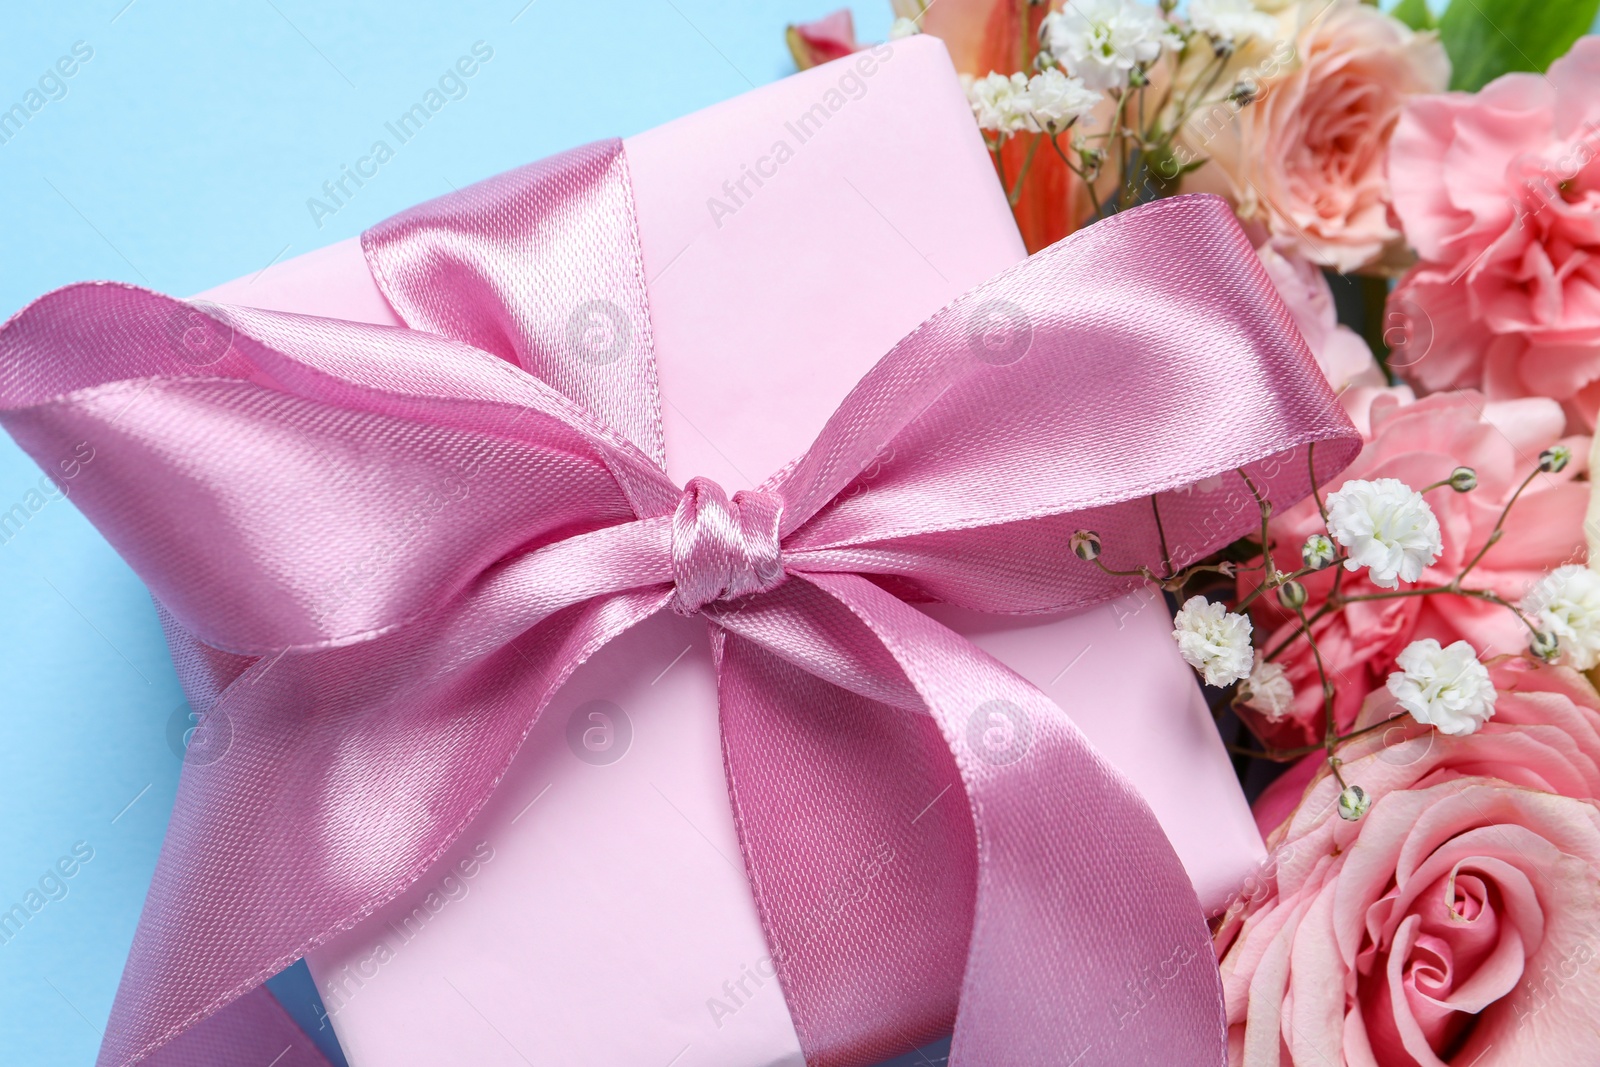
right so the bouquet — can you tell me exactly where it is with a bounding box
[789,1,1600,1063]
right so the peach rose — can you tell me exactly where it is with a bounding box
[1239,390,1589,749]
[1183,0,1448,272]
[1387,37,1600,429]
[1218,662,1600,1066]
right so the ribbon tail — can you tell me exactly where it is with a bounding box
[722,572,1225,1066]
[715,627,974,1064]
[97,589,670,1066]
[140,987,333,1067]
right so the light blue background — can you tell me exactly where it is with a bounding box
[0,3,925,1065]
[6,2,1594,1066]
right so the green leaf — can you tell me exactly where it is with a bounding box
[1392,0,1436,31]
[1439,0,1600,92]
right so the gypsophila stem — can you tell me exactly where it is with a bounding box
[1456,467,1540,586]
[1308,441,1328,523]
[1151,494,1174,580]
[1009,133,1043,206]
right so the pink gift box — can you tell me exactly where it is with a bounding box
[197,36,1265,1067]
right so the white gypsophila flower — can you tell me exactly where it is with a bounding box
[1020,68,1102,134]
[1238,652,1294,721]
[963,71,1032,136]
[1172,595,1254,687]
[1386,638,1497,736]
[1039,0,1180,92]
[1325,478,1442,590]
[1522,564,1600,670]
[888,16,920,39]
[1187,0,1277,46]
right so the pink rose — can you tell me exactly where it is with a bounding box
[1251,659,1600,835]
[1387,37,1600,428]
[1257,241,1386,392]
[1239,390,1589,749]
[1186,0,1448,272]
[1218,662,1600,1066]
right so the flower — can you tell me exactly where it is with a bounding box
[1179,0,1448,271]
[1334,782,1368,820]
[1386,637,1497,735]
[1255,242,1384,392]
[1325,477,1442,589]
[963,71,1032,135]
[1020,68,1101,134]
[1387,38,1600,428]
[1253,658,1600,833]
[888,15,920,39]
[1187,0,1276,48]
[965,68,1101,138]
[1300,533,1335,571]
[1523,564,1600,671]
[1221,662,1600,1065]
[1236,390,1589,748]
[1238,653,1294,720]
[784,8,860,70]
[1039,0,1179,92]
[1542,444,1574,474]
[1173,595,1254,686]
[1070,529,1102,561]
[842,0,1112,251]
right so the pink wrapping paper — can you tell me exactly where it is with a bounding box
[195,37,1265,1067]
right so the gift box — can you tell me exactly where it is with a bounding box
[0,32,1362,1067]
[186,37,1267,1066]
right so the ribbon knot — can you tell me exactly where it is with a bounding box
[670,476,785,615]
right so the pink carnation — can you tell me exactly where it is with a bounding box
[1238,390,1589,749]
[1219,662,1600,1066]
[1387,37,1600,428]
[1257,241,1385,392]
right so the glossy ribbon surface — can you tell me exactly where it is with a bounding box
[0,139,1359,1066]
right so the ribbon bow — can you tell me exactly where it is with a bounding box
[0,140,1358,1066]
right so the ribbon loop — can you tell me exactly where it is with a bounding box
[361,139,670,468]
[671,476,785,614]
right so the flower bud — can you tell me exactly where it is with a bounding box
[1070,530,1102,562]
[1539,445,1571,473]
[1301,534,1335,571]
[1448,466,1477,492]
[1229,78,1259,107]
[1337,784,1370,822]
[1277,580,1308,611]
[1531,629,1560,663]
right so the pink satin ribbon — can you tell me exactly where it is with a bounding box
[0,139,1359,1066]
